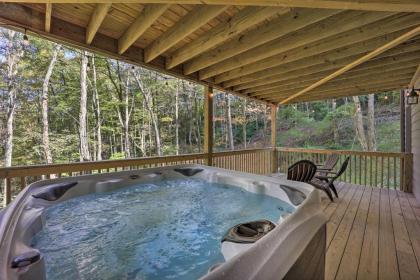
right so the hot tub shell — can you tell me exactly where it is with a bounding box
[0,165,327,280]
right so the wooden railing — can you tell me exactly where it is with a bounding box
[276,147,413,192]
[213,148,273,174]
[0,148,274,207]
[0,147,413,207]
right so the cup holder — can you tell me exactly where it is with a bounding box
[222,220,275,244]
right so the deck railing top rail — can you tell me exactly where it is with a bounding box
[0,147,412,207]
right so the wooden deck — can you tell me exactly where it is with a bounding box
[324,183,420,280]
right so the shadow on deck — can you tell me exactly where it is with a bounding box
[323,183,420,280]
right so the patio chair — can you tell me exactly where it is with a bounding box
[317,154,339,172]
[313,156,351,199]
[287,160,333,201]
[287,160,317,183]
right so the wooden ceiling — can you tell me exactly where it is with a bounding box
[0,1,419,104]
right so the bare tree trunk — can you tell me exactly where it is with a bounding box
[41,43,60,164]
[132,70,162,156]
[123,73,131,158]
[79,51,91,161]
[225,94,234,150]
[194,91,201,152]
[367,94,377,151]
[352,96,368,151]
[4,30,23,168]
[332,99,339,143]
[242,99,247,148]
[91,54,102,160]
[175,81,180,155]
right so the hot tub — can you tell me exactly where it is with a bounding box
[0,165,327,280]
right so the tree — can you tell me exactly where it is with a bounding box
[352,96,369,151]
[79,51,91,161]
[132,69,162,156]
[41,43,61,164]
[91,54,102,160]
[3,30,24,167]
[225,94,234,150]
[367,94,377,151]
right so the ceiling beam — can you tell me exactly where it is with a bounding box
[183,8,337,75]
[287,84,409,103]
[223,35,419,88]
[2,1,420,13]
[409,65,420,87]
[253,66,417,98]
[201,11,395,80]
[214,14,420,84]
[166,6,286,70]
[242,51,420,94]
[265,78,412,102]
[279,25,420,104]
[118,4,169,55]
[144,5,228,63]
[86,3,111,44]
[233,42,420,91]
[45,3,52,32]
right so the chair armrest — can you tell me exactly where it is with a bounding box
[315,174,335,180]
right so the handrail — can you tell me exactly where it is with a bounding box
[0,147,413,207]
[275,147,413,192]
[277,147,408,158]
[0,153,208,178]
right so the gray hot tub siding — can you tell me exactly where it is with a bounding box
[0,164,327,280]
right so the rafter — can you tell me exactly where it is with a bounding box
[2,1,420,13]
[252,66,417,98]
[182,8,337,75]
[118,4,169,55]
[284,84,409,103]
[268,79,412,103]
[200,11,395,80]
[223,35,420,88]
[242,51,420,94]
[279,25,420,104]
[86,3,111,44]
[266,77,412,101]
[214,14,420,84]
[409,64,420,87]
[45,3,52,32]
[166,6,286,70]
[144,5,228,63]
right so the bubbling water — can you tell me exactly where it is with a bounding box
[32,178,294,280]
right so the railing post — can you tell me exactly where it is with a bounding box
[3,178,11,207]
[271,104,278,173]
[403,153,413,192]
[204,85,213,166]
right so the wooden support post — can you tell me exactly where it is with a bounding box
[271,104,278,173]
[204,86,214,166]
[403,153,413,192]
[3,178,11,207]
[400,89,406,153]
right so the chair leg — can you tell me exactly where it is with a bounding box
[323,187,334,202]
[329,182,338,198]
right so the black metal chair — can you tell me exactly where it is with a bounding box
[287,160,334,201]
[314,156,351,198]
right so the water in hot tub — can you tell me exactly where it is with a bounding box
[32,178,295,280]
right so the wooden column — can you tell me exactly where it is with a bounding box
[204,86,214,166]
[271,104,278,173]
[400,89,406,152]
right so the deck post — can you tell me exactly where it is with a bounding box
[204,85,214,166]
[271,104,278,173]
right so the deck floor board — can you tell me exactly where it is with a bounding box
[324,184,420,280]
